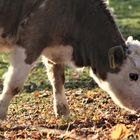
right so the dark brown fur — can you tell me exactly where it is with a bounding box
[0,0,126,80]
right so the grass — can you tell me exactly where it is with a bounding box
[110,0,140,39]
[0,0,140,139]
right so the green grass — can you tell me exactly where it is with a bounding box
[110,0,140,39]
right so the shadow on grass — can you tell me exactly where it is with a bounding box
[23,77,97,93]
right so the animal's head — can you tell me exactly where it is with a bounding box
[91,36,140,114]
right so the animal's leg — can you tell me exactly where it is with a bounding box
[43,57,70,117]
[0,47,34,119]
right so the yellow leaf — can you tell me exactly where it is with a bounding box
[47,133,53,140]
[6,124,12,129]
[92,116,100,121]
[111,124,130,140]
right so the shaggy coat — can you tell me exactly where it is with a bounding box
[2,0,140,120]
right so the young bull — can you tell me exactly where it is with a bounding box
[0,0,140,119]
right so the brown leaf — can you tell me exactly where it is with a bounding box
[30,131,41,139]
[33,92,41,97]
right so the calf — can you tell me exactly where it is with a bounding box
[0,0,140,119]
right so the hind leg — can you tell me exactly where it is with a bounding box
[0,47,34,119]
[42,57,70,117]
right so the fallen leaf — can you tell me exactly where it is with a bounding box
[6,124,12,129]
[33,92,41,97]
[111,124,130,140]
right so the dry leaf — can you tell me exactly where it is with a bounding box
[6,124,12,129]
[92,116,100,122]
[30,131,41,139]
[17,119,25,125]
[111,124,130,140]
[33,92,41,97]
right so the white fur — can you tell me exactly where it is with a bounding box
[105,0,109,5]
[0,47,33,119]
[91,37,140,113]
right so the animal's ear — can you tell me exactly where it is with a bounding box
[108,46,125,69]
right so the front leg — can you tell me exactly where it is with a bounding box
[0,47,34,119]
[43,57,70,117]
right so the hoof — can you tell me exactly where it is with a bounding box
[54,103,70,117]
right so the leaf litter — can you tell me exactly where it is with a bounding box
[0,61,139,139]
[0,84,139,139]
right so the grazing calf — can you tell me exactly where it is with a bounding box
[0,0,140,119]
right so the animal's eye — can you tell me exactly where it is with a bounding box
[129,73,139,81]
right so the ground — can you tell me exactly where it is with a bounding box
[0,0,140,139]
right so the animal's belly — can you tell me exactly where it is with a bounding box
[42,45,73,64]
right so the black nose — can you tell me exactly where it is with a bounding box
[129,73,139,81]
